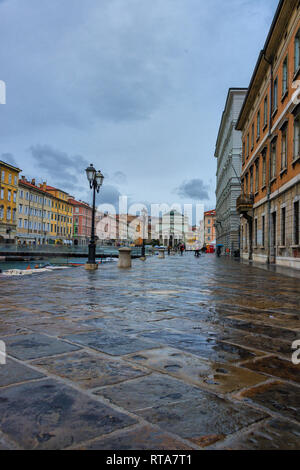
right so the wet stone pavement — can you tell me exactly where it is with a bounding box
[0,253,299,450]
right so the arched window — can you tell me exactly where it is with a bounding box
[295,29,300,73]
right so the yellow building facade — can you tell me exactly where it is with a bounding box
[0,161,22,243]
[42,185,73,244]
[17,177,53,245]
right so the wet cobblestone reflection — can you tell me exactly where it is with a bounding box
[0,254,299,449]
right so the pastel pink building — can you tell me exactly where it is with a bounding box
[68,198,92,246]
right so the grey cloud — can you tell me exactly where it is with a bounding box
[176,179,210,201]
[29,144,89,184]
[112,171,127,184]
[97,184,121,207]
[1,153,18,167]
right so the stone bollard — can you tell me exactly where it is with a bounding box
[118,247,132,268]
[158,247,165,259]
[85,262,98,271]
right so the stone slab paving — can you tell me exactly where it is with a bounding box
[140,330,262,363]
[63,331,158,356]
[0,333,81,360]
[0,378,136,449]
[30,351,150,389]
[94,373,204,412]
[124,347,267,394]
[241,356,300,384]
[0,254,299,449]
[136,394,267,448]
[236,381,300,423]
[0,358,45,388]
[77,425,194,450]
[221,418,300,450]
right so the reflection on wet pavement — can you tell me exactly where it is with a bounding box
[0,254,299,450]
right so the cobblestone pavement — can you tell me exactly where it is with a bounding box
[0,253,299,450]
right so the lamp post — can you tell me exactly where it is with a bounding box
[85,164,104,270]
[140,209,147,261]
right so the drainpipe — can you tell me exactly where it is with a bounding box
[263,52,273,265]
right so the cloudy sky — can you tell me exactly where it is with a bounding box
[0,0,278,218]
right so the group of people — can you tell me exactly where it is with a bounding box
[167,243,186,256]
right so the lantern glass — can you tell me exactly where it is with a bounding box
[86,164,96,183]
[96,170,104,188]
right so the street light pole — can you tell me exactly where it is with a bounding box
[85,164,104,270]
[140,209,147,261]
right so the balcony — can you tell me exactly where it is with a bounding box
[236,194,254,214]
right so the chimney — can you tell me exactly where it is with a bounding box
[21,175,26,182]
[31,178,36,186]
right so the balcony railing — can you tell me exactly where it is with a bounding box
[236,194,254,214]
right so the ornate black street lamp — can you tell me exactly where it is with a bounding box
[85,164,104,270]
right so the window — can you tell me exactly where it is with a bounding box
[1,170,5,181]
[255,219,258,246]
[281,207,286,246]
[14,176,17,185]
[18,218,23,228]
[19,204,23,213]
[246,133,249,158]
[273,77,278,112]
[7,190,11,202]
[250,166,254,194]
[13,192,16,203]
[0,206,3,219]
[271,139,277,179]
[294,115,300,158]
[24,219,28,229]
[245,173,249,195]
[295,29,300,73]
[257,111,261,139]
[262,215,265,247]
[281,125,288,170]
[263,96,268,128]
[282,56,288,96]
[251,123,254,149]
[207,219,210,225]
[7,207,11,221]
[242,142,245,164]
[8,174,12,184]
[19,190,23,199]
[0,188,4,199]
[26,192,29,200]
[294,201,299,245]
[255,159,259,193]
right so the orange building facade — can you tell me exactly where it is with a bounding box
[236,0,300,269]
[204,210,216,246]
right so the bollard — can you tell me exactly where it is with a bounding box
[158,247,165,259]
[118,247,132,268]
[85,262,98,271]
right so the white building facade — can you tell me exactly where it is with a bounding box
[214,88,247,254]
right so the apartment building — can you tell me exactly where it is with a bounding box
[42,185,73,244]
[204,210,216,246]
[17,177,52,244]
[0,161,22,243]
[215,88,247,254]
[68,198,92,246]
[236,0,300,269]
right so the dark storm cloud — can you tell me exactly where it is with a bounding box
[176,179,210,201]
[29,144,89,184]
[98,185,121,207]
[1,153,18,167]
[29,143,122,205]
